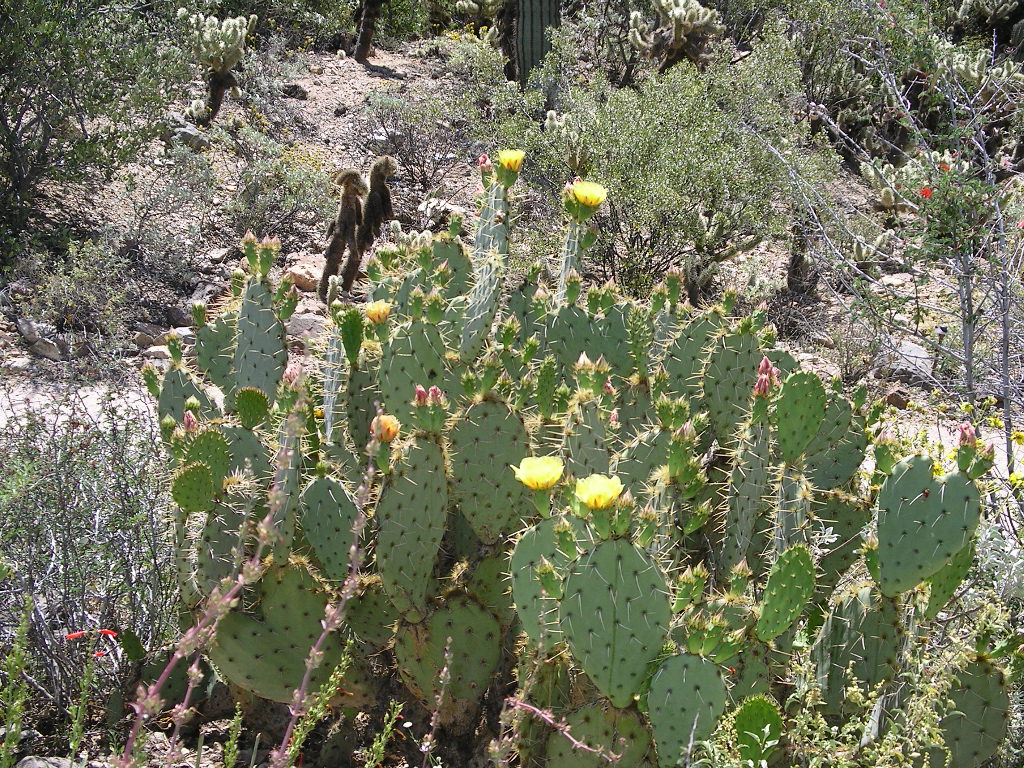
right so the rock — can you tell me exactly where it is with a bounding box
[167,123,209,151]
[873,340,935,388]
[29,338,67,361]
[134,321,164,348]
[287,312,324,339]
[3,356,32,372]
[284,258,322,293]
[206,246,233,264]
[883,386,911,409]
[309,64,325,74]
[166,327,197,346]
[333,104,348,117]
[166,305,192,328]
[15,758,74,768]
[190,281,225,306]
[281,82,308,99]
[16,318,56,345]
[143,345,171,360]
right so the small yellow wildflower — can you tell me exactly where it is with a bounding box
[371,414,400,443]
[496,149,525,172]
[571,180,608,208]
[365,300,391,324]
[511,456,564,490]
[575,474,624,510]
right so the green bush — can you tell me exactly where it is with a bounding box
[0,0,187,244]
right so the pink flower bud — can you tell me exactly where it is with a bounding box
[753,373,772,398]
[414,385,429,406]
[427,385,446,406]
[957,422,975,446]
[609,409,619,427]
[182,410,198,432]
[758,356,774,376]
[283,363,303,385]
[678,421,697,442]
[603,379,615,396]
[478,154,493,173]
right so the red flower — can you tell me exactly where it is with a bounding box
[939,163,950,171]
[919,187,932,199]
[98,629,118,638]
[65,631,88,640]
[94,651,106,658]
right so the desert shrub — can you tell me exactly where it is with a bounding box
[358,91,474,192]
[14,239,131,343]
[223,126,334,239]
[0,389,177,711]
[0,0,188,243]
[190,0,354,49]
[237,35,310,138]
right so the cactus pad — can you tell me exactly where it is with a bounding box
[647,653,727,767]
[559,540,671,707]
[544,703,652,768]
[876,455,981,596]
[755,544,815,642]
[773,371,826,465]
[300,476,360,582]
[172,462,218,514]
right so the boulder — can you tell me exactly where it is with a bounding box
[284,258,322,293]
[873,340,935,388]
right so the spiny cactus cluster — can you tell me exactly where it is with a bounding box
[178,8,257,126]
[145,150,1009,766]
[860,149,970,210]
[628,0,724,72]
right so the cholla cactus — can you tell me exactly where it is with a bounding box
[177,9,257,126]
[455,0,504,16]
[861,150,970,210]
[628,0,724,71]
[544,110,591,176]
[957,0,1021,25]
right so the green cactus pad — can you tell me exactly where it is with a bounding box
[182,428,232,482]
[234,280,287,403]
[393,593,502,732]
[545,305,597,378]
[158,366,216,423]
[924,540,974,620]
[464,552,516,633]
[344,362,382,455]
[511,515,592,647]
[702,327,762,443]
[321,333,346,443]
[559,539,671,707]
[380,320,448,424]
[433,238,472,295]
[755,544,815,642]
[663,311,723,401]
[613,427,671,497]
[813,581,903,714]
[732,696,783,765]
[802,396,867,489]
[195,500,248,591]
[876,455,981,596]
[375,438,448,622]
[773,371,827,465]
[460,255,503,363]
[194,311,237,392]
[728,645,771,701]
[172,462,218,514]
[234,387,270,430]
[815,492,871,597]
[223,425,272,480]
[300,476,360,582]
[563,398,611,479]
[544,703,652,768]
[937,658,1009,767]
[208,564,355,705]
[721,422,771,573]
[597,303,633,377]
[448,399,531,543]
[647,653,727,767]
[345,575,399,651]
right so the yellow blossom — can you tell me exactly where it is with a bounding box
[571,180,608,208]
[496,149,525,172]
[575,474,624,510]
[511,456,564,490]
[371,414,400,443]
[365,300,391,324]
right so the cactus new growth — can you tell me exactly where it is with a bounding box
[145,151,1006,766]
[178,9,257,126]
[629,0,725,72]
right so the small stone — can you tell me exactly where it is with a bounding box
[884,387,910,409]
[333,104,348,117]
[166,305,192,328]
[873,340,935,388]
[169,124,211,151]
[144,345,172,360]
[309,64,325,74]
[207,246,233,264]
[16,318,56,345]
[167,327,197,346]
[284,259,322,293]
[3,356,32,372]
[281,82,309,99]
[134,322,163,348]
[15,758,74,768]
[29,338,65,361]
[287,312,324,339]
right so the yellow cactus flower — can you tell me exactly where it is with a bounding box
[496,149,525,172]
[365,300,391,324]
[575,474,624,510]
[511,456,564,490]
[571,180,608,208]
[371,414,400,443]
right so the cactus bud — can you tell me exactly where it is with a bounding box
[182,410,199,432]
[371,414,400,443]
[414,385,429,406]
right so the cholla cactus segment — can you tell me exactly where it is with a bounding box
[629,0,724,71]
[178,9,257,72]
